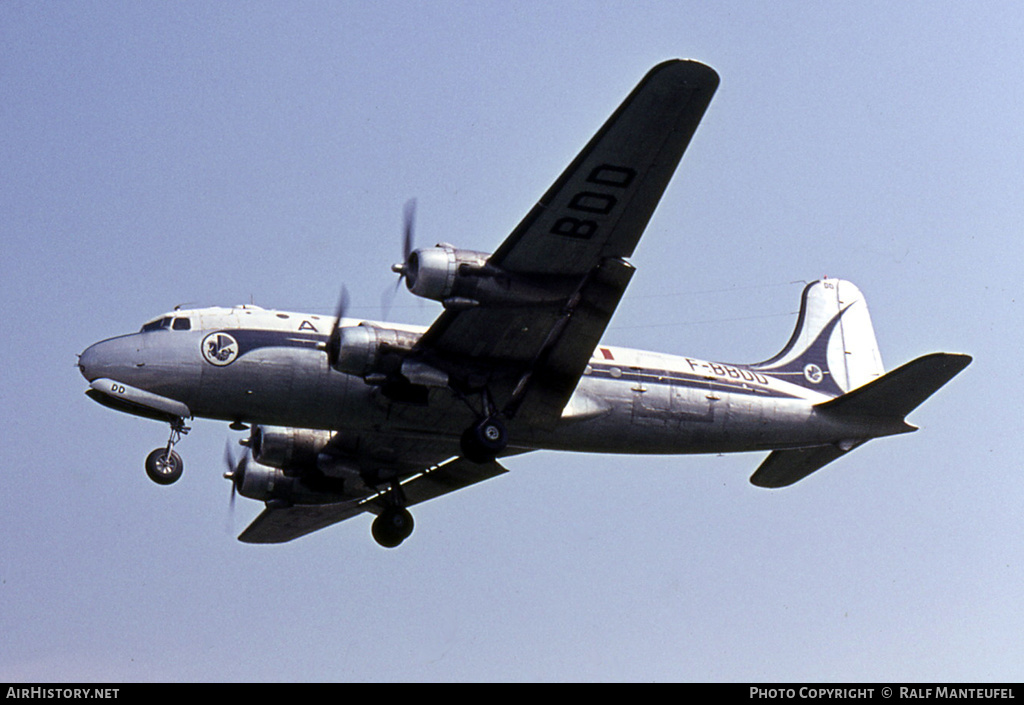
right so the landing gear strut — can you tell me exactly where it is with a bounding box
[145,417,189,485]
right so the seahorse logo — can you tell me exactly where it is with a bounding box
[201,332,239,366]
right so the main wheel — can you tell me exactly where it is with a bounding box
[372,507,414,548]
[145,448,183,485]
[460,416,508,464]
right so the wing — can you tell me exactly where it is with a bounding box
[238,455,510,544]
[239,61,719,543]
[413,60,719,426]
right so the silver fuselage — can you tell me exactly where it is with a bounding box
[78,305,897,462]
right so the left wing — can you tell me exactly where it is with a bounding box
[412,60,718,427]
[238,456,509,544]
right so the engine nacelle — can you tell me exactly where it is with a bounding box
[250,425,334,469]
[236,458,291,501]
[402,243,573,309]
[404,245,491,306]
[234,458,346,506]
[333,323,420,379]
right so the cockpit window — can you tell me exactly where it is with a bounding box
[141,316,191,332]
[141,317,171,332]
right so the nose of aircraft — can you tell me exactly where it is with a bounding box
[78,341,100,381]
[78,336,135,383]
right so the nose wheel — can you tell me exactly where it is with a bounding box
[145,417,189,485]
[145,448,183,485]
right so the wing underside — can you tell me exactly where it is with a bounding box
[414,60,719,427]
[238,456,510,544]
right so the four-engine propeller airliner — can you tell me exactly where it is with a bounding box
[78,60,971,547]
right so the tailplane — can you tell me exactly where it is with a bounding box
[751,279,884,397]
[750,352,972,488]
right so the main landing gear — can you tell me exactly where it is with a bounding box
[371,480,415,548]
[455,387,509,464]
[372,506,415,548]
[145,417,189,485]
[369,413,507,548]
[460,415,508,464]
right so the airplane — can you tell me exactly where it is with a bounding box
[77,60,971,548]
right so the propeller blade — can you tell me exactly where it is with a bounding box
[391,198,417,278]
[324,286,349,367]
[223,440,249,496]
[223,440,247,532]
[381,278,402,322]
[402,197,416,263]
[384,198,417,320]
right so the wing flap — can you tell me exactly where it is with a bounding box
[506,257,635,423]
[398,456,510,507]
[238,500,366,544]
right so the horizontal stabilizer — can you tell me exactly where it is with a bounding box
[814,353,972,420]
[750,352,971,489]
[750,443,862,488]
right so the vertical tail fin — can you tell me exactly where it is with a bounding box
[751,279,884,396]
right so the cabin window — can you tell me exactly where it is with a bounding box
[172,317,191,331]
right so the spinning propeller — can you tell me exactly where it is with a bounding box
[324,286,350,368]
[223,440,249,518]
[383,199,417,318]
[391,198,417,284]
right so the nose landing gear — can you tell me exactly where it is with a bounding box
[145,417,190,485]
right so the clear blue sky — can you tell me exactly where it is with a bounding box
[2,1,1021,682]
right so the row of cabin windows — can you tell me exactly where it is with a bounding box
[140,316,191,332]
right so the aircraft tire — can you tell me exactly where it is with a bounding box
[460,417,507,464]
[372,507,414,548]
[145,448,183,485]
